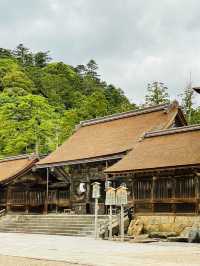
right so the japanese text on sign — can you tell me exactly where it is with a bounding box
[92,182,100,199]
[116,186,128,205]
[105,187,116,205]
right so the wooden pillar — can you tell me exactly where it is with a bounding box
[69,176,73,200]
[56,190,58,214]
[25,190,29,214]
[86,175,90,203]
[195,175,199,214]
[132,178,135,211]
[43,167,49,214]
[171,177,176,214]
[151,176,156,213]
[105,160,108,214]
[6,187,11,213]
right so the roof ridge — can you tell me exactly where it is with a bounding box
[145,124,200,138]
[0,153,37,163]
[78,102,176,128]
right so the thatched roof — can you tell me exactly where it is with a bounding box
[0,154,37,184]
[105,125,200,173]
[37,102,185,168]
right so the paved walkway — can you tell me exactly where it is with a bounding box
[0,233,200,266]
[0,255,83,266]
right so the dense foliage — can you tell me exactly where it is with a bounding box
[0,44,135,156]
[0,44,200,158]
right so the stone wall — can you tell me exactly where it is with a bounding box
[128,215,200,237]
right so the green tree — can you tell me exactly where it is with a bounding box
[0,94,62,156]
[78,90,109,120]
[104,85,135,113]
[2,71,35,95]
[86,59,100,80]
[145,81,170,106]
[0,48,12,59]
[34,51,51,67]
[190,108,200,124]
[75,64,87,76]
[13,44,33,66]
[181,86,194,124]
[0,58,35,94]
[39,62,77,109]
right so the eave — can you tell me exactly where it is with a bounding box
[36,152,127,169]
[106,164,200,178]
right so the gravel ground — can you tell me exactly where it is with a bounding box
[0,255,86,266]
[0,233,200,266]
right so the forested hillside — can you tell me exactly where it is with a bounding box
[0,45,135,157]
[0,44,200,158]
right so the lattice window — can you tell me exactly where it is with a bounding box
[134,179,152,199]
[154,179,172,200]
[175,177,195,198]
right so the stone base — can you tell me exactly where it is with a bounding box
[128,215,200,238]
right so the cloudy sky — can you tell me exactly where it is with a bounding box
[1,0,200,104]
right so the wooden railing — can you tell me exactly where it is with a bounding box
[0,209,6,217]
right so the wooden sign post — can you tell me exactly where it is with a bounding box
[105,187,116,240]
[92,182,101,239]
[116,185,128,241]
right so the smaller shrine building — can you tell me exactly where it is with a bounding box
[106,125,200,215]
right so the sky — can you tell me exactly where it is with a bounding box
[1,0,200,105]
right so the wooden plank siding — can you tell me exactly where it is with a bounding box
[132,175,200,214]
[0,189,70,212]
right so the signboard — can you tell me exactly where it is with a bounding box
[105,187,116,205]
[116,186,128,205]
[92,182,100,199]
[105,180,112,190]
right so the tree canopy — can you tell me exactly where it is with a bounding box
[145,81,170,106]
[0,44,200,157]
[0,44,135,157]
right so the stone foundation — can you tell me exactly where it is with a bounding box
[128,215,200,237]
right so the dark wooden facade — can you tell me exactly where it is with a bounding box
[105,124,200,215]
[0,156,70,213]
[132,169,200,215]
[106,167,200,215]
[53,158,122,214]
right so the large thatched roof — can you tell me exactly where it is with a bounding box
[106,125,200,173]
[37,102,185,168]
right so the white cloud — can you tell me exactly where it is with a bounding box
[1,0,200,104]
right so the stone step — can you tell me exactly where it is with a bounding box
[0,218,108,223]
[9,218,97,221]
[0,214,106,237]
[0,223,94,227]
[0,227,94,232]
[0,224,94,230]
[6,215,109,219]
[0,225,94,231]
[0,229,94,236]
[0,220,95,225]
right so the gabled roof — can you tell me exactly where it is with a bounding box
[0,154,37,184]
[37,102,186,168]
[105,125,200,173]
